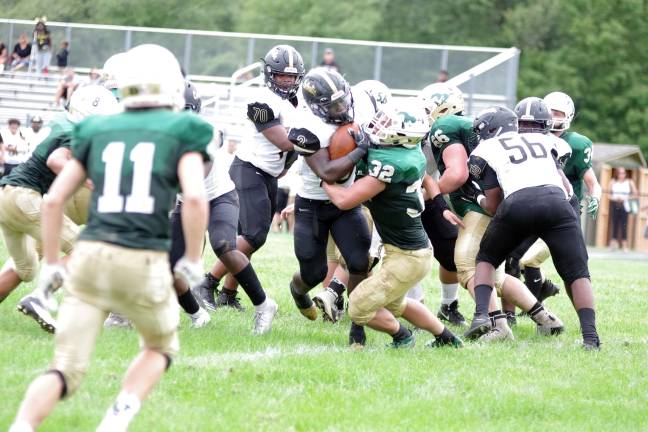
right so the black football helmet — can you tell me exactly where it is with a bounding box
[184,80,201,113]
[514,97,551,134]
[301,68,353,125]
[262,45,305,99]
[473,106,518,141]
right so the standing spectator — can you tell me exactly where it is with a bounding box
[0,119,30,176]
[609,167,638,252]
[0,42,8,72]
[320,48,341,73]
[54,67,81,106]
[23,116,49,149]
[56,40,69,68]
[33,19,52,74]
[10,34,32,71]
[436,69,449,82]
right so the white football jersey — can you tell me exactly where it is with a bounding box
[298,87,377,201]
[236,87,298,177]
[178,142,235,203]
[471,131,571,199]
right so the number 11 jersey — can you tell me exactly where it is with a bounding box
[470,131,570,199]
[73,108,212,251]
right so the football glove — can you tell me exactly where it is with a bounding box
[347,129,372,163]
[174,256,204,288]
[37,263,66,311]
[459,180,485,205]
[288,127,321,156]
[586,195,599,219]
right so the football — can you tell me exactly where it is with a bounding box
[328,122,360,160]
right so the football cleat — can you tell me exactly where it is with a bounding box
[506,310,517,327]
[17,294,57,334]
[290,282,316,320]
[215,289,245,312]
[313,288,340,323]
[426,335,464,348]
[583,337,601,351]
[349,322,366,348]
[538,279,560,303]
[190,308,211,329]
[532,308,564,336]
[298,304,318,321]
[437,300,467,326]
[252,298,278,335]
[464,313,492,340]
[193,273,219,311]
[479,325,515,342]
[388,333,416,349]
[104,313,132,329]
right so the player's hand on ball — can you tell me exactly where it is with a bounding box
[174,257,204,288]
[288,128,320,156]
[443,209,465,229]
[348,128,372,152]
[586,196,599,219]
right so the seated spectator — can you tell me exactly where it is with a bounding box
[33,19,52,74]
[0,119,30,176]
[0,42,8,72]
[56,40,69,68]
[87,67,102,85]
[23,115,49,148]
[10,34,32,71]
[54,67,81,107]
[320,48,341,73]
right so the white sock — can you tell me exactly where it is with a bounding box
[8,420,33,432]
[406,283,424,301]
[441,282,459,305]
[190,308,205,318]
[254,298,268,312]
[97,391,141,432]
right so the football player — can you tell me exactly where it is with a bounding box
[464,106,600,350]
[9,44,211,432]
[194,44,303,311]
[170,80,278,333]
[0,85,120,333]
[287,68,376,346]
[421,87,564,342]
[322,102,463,348]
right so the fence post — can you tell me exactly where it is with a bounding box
[373,45,382,81]
[8,22,14,52]
[183,34,192,74]
[246,38,255,65]
[310,41,319,69]
[505,48,520,108]
[467,73,475,115]
[440,49,448,72]
[124,30,132,52]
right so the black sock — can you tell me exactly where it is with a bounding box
[204,273,220,291]
[577,308,598,341]
[524,266,543,298]
[290,281,313,309]
[474,284,493,316]
[178,290,200,315]
[391,323,412,342]
[233,264,266,306]
[528,301,544,317]
[435,327,455,342]
[349,322,366,345]
[328,277,346,297]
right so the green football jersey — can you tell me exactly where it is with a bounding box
[560,131,593,201]
[0,115,73,195]
[364,144,429,250]
[429,115,484,217]
[73,109,212,251]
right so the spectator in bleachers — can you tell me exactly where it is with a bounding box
[320,48,341,73]
[0,119,30,176]
[10,34,32,71]
[87,67,102,85]
[436,69,449,83]
[0,42,8,72]
[23,116,48,149]
[33,19,52,74]
[56,40,69,68]
[54,67,81,107]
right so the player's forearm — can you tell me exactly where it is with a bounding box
[323,183,357,210]
[422,173,441,200]
[262,125,294,152]
[583,169,601,199]
[41,194,64,264]
[180,195,208,262]
[438,168,468,194]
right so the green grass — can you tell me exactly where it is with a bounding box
[1,233,647,431]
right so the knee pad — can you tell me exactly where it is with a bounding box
[212,238,236,257]
[243,231,268,251]
[46,369,69,399]
[300,264,327,288]
[55,365,86,398]
[344,252,370,275]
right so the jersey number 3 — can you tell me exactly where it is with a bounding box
[98,142,156,214]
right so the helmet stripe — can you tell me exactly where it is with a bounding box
[315,69,339,94]
[288,48,294,69]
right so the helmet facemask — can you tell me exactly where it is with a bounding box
[366,107,428,148]
[265,66,303,99]
[310,89,354,125]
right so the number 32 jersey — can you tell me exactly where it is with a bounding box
[73,109,212,251]
[470,131,571,199]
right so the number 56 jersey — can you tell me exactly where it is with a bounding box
[470,131,571,199]
[73,109,212,251]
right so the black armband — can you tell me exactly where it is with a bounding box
[429,194,450,213]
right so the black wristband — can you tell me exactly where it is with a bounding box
[429,194,450,213]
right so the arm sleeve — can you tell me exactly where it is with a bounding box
[468,154,499,190]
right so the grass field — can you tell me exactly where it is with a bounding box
[1,233,647,431]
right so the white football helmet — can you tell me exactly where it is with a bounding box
[101,52,127,92]
[365,99,430,148]
[543,91,575,131]
[419,82,464,123]
[66,84,121,124]
[355,80,392,110]
[118,44,185,111]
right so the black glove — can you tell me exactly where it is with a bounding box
[459,180,484,204]
[247,102,279,131]
[347,128,371,163]
[288,127,321,156]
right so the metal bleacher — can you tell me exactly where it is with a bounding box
[0,72,64,125]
